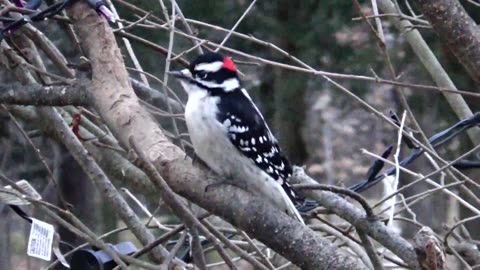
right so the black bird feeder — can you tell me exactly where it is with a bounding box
[70,242,137,270]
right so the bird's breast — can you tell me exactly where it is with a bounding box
[185,94,230,172]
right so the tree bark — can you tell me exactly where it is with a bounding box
[0,82,89,106]
[414,0,480,85]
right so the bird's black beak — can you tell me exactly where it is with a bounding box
[168,69,192,80]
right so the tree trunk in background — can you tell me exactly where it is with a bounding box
[59,152,97,248]
[414,0,480,85]
[101,196,119,244]
[255,72,309,162]
[270,0,309,165]
[273,70,308,164]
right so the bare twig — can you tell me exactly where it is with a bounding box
[238,230,275,270]
[173,1,204,54]
[358,231,385,270]
[189,226,207,270]
[110,3,150,86]
[1,106,70,208]
[293,183,374,217]
[362,150,480,216]
[121,187,172,231]
[202,220,270,270]
[215,0,257,52]
[161,232,188,269]
[388,111,407,226]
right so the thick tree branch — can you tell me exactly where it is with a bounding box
[0,79,183,110]
[290,167,420,268]
[453,243,480,266]
[161,159,366,269]
[414,0,480,84]
[66,1,368,269]
[130,78,183,113]
[0,82,89,106]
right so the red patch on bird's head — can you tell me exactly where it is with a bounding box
[223,57,236,72]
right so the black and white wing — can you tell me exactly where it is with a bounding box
[216,88,300,202]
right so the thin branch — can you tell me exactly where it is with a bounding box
[157,0,171,24]
[358,231,385,270]
[110,3,150,86]
[171,40,208,60]
[2,106,69,208]
[238,230,275,270]
[189,226,207,270]
[215,0,257,52]
[293,184,374,218]
[173,1,204,54]
[202,220,270,270]
[362,150,480,216]
[121,187,172,231]
[115,31,190,67]
[370,142,480,209]
[388,111,406,226]
[161,232,188,269]
[112,0,165,23]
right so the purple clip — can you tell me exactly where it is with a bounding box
[98,5,116,23]
[12,0,26,8]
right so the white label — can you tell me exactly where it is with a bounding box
[27,218,54,261]
[0,180,42,205]
[16,180,42,200]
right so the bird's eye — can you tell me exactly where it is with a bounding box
[196,71,208,79]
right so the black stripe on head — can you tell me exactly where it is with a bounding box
[189,53,224,73]
[205,68,237,83]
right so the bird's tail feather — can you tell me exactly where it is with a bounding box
[277,185,305,224]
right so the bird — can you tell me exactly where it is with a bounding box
[169,52,304,224]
